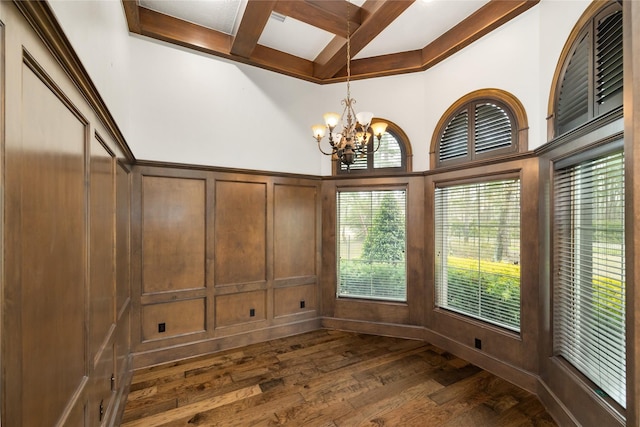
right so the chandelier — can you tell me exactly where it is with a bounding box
[311,1,387,171]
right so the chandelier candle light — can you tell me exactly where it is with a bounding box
[311,1,387,171]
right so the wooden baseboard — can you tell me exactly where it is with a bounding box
[320,317,426,341]
[536,377,579,427]
[422,327,538,394]
[128,317,575,427]
[131,318,322,369]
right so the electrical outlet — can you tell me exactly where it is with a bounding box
[300,300,305,309]
[249,308,255,317]
[158,322,166,333]
[474,338,482,350]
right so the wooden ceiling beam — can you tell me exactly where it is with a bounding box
[273,1,361,38]
[231,0,277,58]
[120,0,540,84]
[313,0,415,80]
[122,0,141,34]
[333,50,424,82]
[251,45,315,79]
[136,6,319,83]
[421,0,540,69]
[138,7,232,54]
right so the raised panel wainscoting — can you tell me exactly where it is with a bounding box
[1,1,133,425]
[130,164,322,369]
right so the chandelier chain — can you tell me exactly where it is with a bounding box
[310,0,387,171]
[346,0,351,99]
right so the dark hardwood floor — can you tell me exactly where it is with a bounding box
[121,330,557,426]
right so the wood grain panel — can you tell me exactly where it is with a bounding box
[89,135,116,365]
[142,299,206,341]
[116,162,131,314]
[215,290,266,328]
[274,184,316,279]
[88,341,115,424]
[274,284,317,318]
[17,61,87,427]
[115,307,131,389]
[214,181,266,286]
[142,176,205,293]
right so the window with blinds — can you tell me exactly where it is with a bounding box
[437,101,515,166]
[435,179,521,331]
[337,189,407,301]
[553,146,625,408]
[555,3,622,135]
[337,119,409,175]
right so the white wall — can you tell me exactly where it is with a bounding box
[48,0,591,176]
[126,36,324,174]
[49,0,132,144]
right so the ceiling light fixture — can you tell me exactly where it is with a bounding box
[311,1,387,171]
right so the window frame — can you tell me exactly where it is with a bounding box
[335,186,408,302]
[434,173,523,333]
[551,139,626,411]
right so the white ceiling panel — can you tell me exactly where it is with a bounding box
[259,15,335,61]
[355,0,490,59]
[139,0,246,35]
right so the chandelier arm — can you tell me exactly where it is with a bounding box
[316,139,339,156]
[370,133,383,153]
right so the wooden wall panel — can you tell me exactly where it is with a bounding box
[131,166,322,367]
[215,290,267,328]
[116,162,131,315]
[214,181,267,286]
[142,176,205,293]
[274,284,317,318]
[142,299,206,341]
[2,3,133,426]
[14,60,87,427]
[115,307,130,388]
[88,342,115,424]
[274,184,316,279]
[89,135,116,364]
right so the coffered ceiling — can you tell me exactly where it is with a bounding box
[122,0,539,84]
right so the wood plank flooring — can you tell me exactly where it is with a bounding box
[121,330,557,426]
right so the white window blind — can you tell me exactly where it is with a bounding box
[553,148,625,408]
[374,131,402,168]
[435,179,521,331]
[337,190,406,301]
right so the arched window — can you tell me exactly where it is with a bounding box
[335,118,412,175]
[430,89,528,169]
[549,2,622,137]
[548,0,626,414]
[431,89,528,332]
